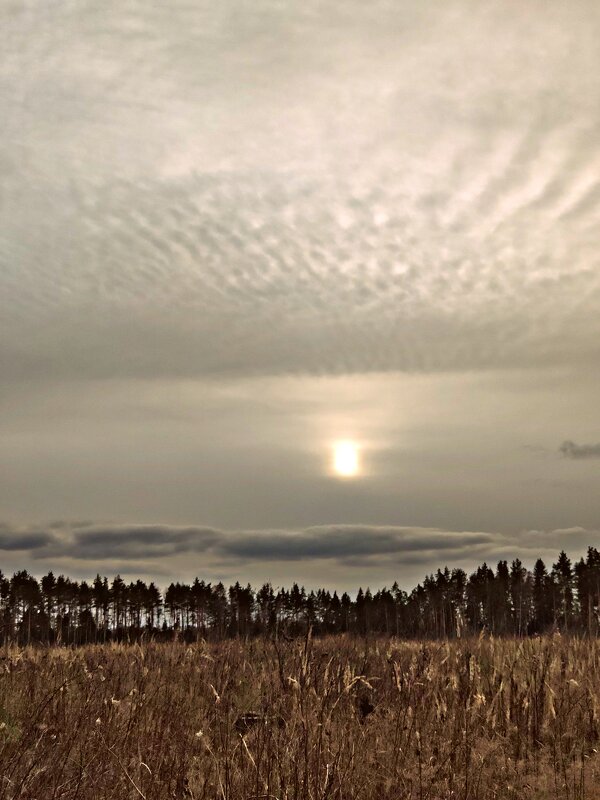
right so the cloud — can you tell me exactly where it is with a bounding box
[220,525,493,562]
[559,440,600,459]
[0,528,54,551]
[1,521,600,588]
[1,1,600,382]
[0,519,593,567]
[0,521,493,564]
[68,525,220,560]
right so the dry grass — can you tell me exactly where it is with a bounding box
[1,634,600,799]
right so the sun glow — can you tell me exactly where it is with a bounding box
[333,440,360,477]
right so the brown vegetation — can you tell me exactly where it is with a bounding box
[1,634,600,799]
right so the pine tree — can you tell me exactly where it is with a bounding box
[533,558,552,632]
[552,551,574,632]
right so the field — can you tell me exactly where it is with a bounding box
[1,635,599,799]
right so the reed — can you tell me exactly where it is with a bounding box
[0,634,599,799]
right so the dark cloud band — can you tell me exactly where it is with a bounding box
[0,521,493,565]
[1,522,599,586]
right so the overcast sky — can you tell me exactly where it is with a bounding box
[1,0,599,591]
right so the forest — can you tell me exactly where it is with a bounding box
[2,547,600,644]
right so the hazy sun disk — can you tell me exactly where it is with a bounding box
[333,441,360,477]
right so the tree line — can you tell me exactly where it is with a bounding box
[2,547,600,644]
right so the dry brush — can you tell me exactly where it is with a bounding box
[1,634,600,799]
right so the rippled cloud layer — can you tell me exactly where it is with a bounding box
[2,0,600,379]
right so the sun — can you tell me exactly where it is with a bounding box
[333,440,360,477]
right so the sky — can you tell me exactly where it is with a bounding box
[1,0,599,592]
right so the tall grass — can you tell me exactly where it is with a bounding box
[1,634,599,798]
